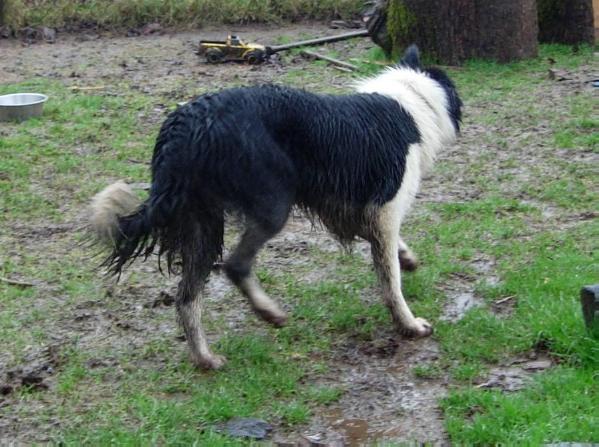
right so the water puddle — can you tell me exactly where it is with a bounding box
[471,256,500,286]
[296,338,448,445]
[325,411,371,446]
[441,255,501,322]
[441,291,483,322]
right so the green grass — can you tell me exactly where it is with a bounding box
[1,43,598,444]
[554,95,599,152]
[423,44,598,443]
[443,368,599,444]
[2,0,363,30]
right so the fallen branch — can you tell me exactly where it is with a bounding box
[0,277,35,288]
[300,50,358,71]
[127,159,150,165]
[494,296,515,305]
[332,66,354,73]
[70,85,106,91]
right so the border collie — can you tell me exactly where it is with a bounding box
[90,46,462,369]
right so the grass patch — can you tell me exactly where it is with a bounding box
[0,80,154,221]
[447,44,595,102]
[437,225,599,366]
[412,363,443,380]
[443,367,599,444]
[554,95,599,152]
[2,0,363,30]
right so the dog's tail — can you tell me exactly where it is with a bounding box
[89,178,224,277]
[89,181,154,275]
[89,181,141,246]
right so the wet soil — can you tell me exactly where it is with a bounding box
[1,25,596,445]
[300,337,448,445]
[0,23,357,96]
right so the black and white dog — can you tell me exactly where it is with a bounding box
[90,46,462,369]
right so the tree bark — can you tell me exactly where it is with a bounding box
[379,0,538,65]
[538,0,594,44]
[476,1,539,61]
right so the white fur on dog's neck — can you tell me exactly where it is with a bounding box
[356,66,457,174]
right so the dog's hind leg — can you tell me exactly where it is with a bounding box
[225,218,289,327]
[177,218,226,370]
[398,237,419,272]
[177,278,226,369]
[370,202,432,338]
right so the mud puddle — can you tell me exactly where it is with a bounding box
[476,353,554,392]
[287,337,446,445]
[441,255,500,322]
[441,291,483,323]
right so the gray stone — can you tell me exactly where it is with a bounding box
[0,26,12,38]
[41,27,56,43]
[223,417,272,439]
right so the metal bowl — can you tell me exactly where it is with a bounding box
[0,93,48,121]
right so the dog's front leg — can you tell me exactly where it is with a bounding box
[371,205,432,337]
[176,269,226,370]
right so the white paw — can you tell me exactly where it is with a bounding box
[192,352,227,370]
[402,317,433,338]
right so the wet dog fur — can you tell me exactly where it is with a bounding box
[89,46,462,369]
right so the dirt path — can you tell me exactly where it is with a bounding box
[0,23,356,95]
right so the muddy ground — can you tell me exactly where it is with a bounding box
[1,24,596,445]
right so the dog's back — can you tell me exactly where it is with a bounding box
[151,85,424,240]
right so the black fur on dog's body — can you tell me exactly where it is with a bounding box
[108,86,421,273]
[91,46,462,369]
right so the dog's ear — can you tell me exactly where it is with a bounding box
[399,44,420,70]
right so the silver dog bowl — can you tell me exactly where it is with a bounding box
[0,93,48,121]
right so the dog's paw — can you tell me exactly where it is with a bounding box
[251,300,288,327]
[401,317,433,338]
[259,308,288,327]
[192,353,227,370]
[399,250,419,272]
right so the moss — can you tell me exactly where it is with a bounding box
[1,0,24,28]
[385,0,415,59]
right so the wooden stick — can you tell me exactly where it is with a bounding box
[300,50,358,71]
[0,277,35,287]
[332,66,354,73]
[127,159,150,165]
[70,86,106,91]
[494,296,515,305]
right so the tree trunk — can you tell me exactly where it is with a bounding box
[538,0,595,44]
[377,0,538,65]
[476,1,539,61]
